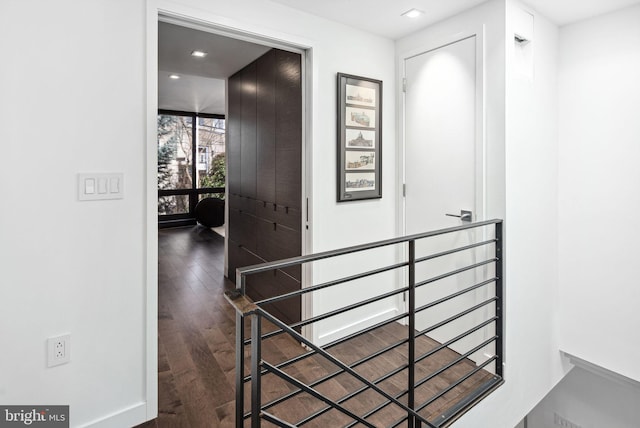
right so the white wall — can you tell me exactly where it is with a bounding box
[0,0,397,426]
[527,367,640,428]
[397,0,507,223]
[502,0,567,416]
[398,1,567,426]
[0,0,147,426]
[558,4,640,382]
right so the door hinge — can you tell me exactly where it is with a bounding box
[403,183,406,197]
[402,77,407,93]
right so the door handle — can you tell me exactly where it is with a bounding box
[446,210,472,222]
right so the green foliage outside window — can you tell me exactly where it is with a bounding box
[199,153,226,200]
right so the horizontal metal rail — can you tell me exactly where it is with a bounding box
[254,285,408,343]
[414,258,498,289]
[415,277,497,314]
[255,260,409,305]
[242,312,409,385]
[260,411,296,428]
[250,265,495,345]
[415,297,498,337]
[416,317,499,366]
[263,361,377,428]
[253,238,496,306]
[416,356,498,413]
[258,335,410,415]
[415,336,498,390]
[353,320,500,423]
[257,308,432,427]
[414,238,497,265]
[231,219,504,428]
[236,219,501,279]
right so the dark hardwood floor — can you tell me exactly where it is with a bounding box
[246,321,494,427]
[137,226,494,428]
[137,226,237,428]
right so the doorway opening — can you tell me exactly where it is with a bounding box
[145,10,313,426]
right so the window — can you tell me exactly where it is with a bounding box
[157,111,225,224]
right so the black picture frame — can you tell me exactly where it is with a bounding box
[337,73,382,202]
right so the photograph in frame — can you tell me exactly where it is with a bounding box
[345,173,376,192]
[345,106,376,128]
[337,73,382,202]
[345,84,376,107]
[345,151,375,171]
[345,129,375,149]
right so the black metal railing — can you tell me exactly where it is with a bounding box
[226,219,504,427]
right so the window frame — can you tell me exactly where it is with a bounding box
[158,109,225,227]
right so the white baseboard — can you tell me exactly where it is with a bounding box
[317,307,399,347]
[80,402,148,428]
[562,351,640,389]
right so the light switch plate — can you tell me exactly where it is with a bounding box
[78,173,124,201]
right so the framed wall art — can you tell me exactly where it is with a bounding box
[337,73,382,202]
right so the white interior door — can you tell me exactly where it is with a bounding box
[404,35,491,360]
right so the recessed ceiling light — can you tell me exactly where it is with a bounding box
[169,74,180,79]
[191,50,207,58]
[402,8,424,19]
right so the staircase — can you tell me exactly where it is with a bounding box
[226,219,504,427]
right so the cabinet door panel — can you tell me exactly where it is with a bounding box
[227,239,244,284]
[246,269,301,326]
[257,50,276,203]
[275,50,302,209]
[239,194,255,215]
[255,199,278,223]
[255,217,275,260]
[228,208,256,252]
[275,148,301,209]
[256,220,301,280]
[239,211,257,253]
[275,205,300,231]
[227,73,242,195]
[241,63,257,198]
[228,208,242,247]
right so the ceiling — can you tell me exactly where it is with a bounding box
[158,22,270,114]
[270,0,640,39]
[158,0,640,114]
[525,0,640,26]
[270,0,487,40]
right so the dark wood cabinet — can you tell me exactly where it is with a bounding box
[227,48,302,325]
[240,63,257,199]
[256,49,277,204]
[275,50,302,210]
[227,72,243,195]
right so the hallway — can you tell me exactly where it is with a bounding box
[141,227,496,428]
[144,226,236,427]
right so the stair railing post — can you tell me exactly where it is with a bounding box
[235,312,244,428]
[235,271,246,428]
[250,312,262,428]
[408,239,416,428]
[495,221,504,379]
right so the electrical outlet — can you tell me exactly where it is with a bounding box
[554,413,581,428]
[47,334,71,367]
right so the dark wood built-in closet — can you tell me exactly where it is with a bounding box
[227,48,302,325]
